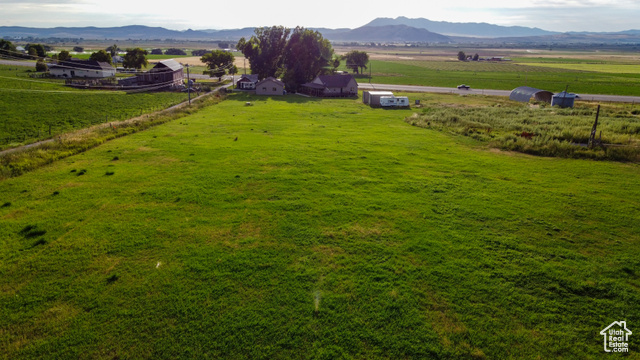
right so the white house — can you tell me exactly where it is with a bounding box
[48,59,115,78]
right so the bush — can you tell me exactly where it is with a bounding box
[165,48,187,56]
[35,60,48,72]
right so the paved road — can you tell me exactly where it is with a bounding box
[359,83,640,104]
[0,59,36,67]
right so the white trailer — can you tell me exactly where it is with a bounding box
[395,96,409,107]
[380,96,398,107]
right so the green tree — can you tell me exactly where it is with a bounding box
[342,50,369,74]
[218,42,230,49]
[191,49,208,56]
[457,51,466,61]
[150,48,163,55]
[0,39,17,56]
[73,46,84,53]
[200,50,235,80]
[123,48,148,70]
[281,27,334,91]
[26,44,46,58]
[473,53,480,61]
[106,44,119,57]
[237,26,291,79]
[57,50,71,61]
[90,49,113,64]
[165,48,186,56]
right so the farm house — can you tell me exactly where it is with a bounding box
[48,59,115,78]
[236,74,259,90]
[256,77,285,96]
[300,74,358,97]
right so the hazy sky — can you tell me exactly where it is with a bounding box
[1,0,639,32]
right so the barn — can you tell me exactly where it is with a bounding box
[136,59,184,88]
[49,59,115,78]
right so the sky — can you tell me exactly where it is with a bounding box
[1,0,639,33]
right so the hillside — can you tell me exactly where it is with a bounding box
[365,16,558,37]
[329,25,452,43]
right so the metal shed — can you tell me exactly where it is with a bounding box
[551,91,577,108]
[509,86,554,104]
[363,91,394,107]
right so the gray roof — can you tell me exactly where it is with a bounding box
[238,74,259,83]
[257,77,284,86]
[510,86,554,103]
[48,59,114,71]
[316,74,355,88]
[151,59,183,72]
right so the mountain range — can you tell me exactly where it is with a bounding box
[1,17,639,44]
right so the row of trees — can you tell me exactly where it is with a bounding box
[236,26,340,91]
[457,51,480,61]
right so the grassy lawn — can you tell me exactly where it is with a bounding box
[360,59,640,96]
[0,65,188,150]
[1,93,638,358]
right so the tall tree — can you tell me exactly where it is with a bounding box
[90,49,113,64]
[281,27,334,91]
[236,26,291,79]
[123,48,148,70]
[457,51,466,61]
[73,46,84,53]
[106,44,119,57]
[342,50,369,74]
[200,50,235,80]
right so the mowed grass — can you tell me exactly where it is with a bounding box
[0,65,188,149]
[1,93,639,359]
[363,59,640,96]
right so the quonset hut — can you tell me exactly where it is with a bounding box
[509,86,554,104]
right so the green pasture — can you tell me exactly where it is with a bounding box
[361,59,640,96]
[0,65,187,149]
[1,93,638,359]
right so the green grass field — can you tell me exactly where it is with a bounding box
[0,65,188,149]
[1,93,638,359]
[361,59,640,96]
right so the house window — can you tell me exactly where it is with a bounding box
[262,87,267,91]
[272,87,276,91]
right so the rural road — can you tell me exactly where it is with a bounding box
[358,83,640,104]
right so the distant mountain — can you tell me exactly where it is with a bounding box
[328,25,451,43]
[365,17,558,38]
[0,25,253,41]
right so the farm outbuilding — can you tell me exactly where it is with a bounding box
[363,91,394,107]
[551,91,578,108]
[135,59,184,88]
[509,86,554,104]
[49,59,115,79]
